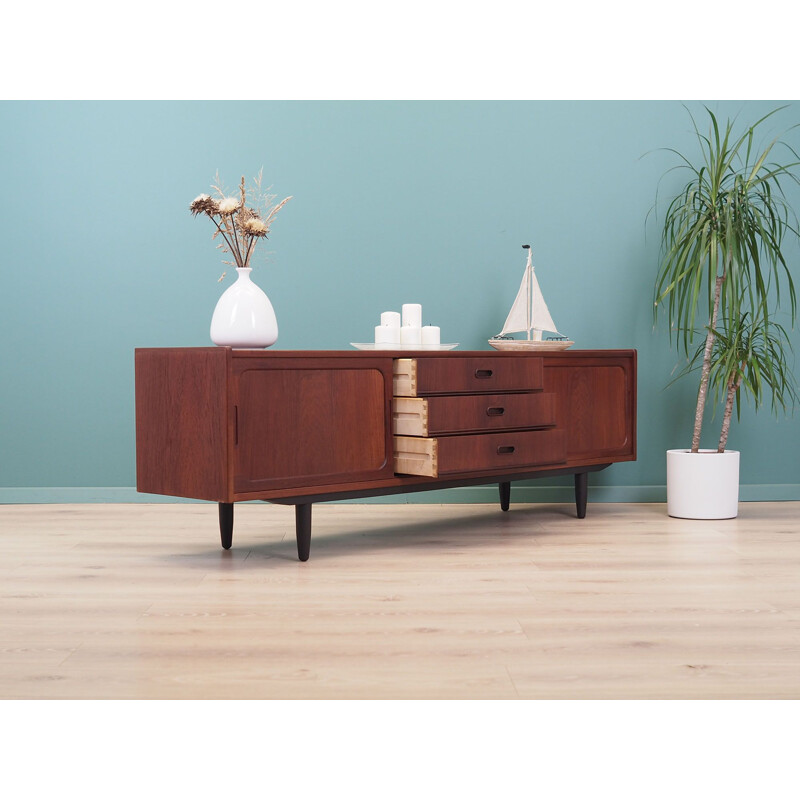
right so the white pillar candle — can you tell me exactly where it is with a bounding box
[375,325,401,345]
[421,325,440,346]
[402,303,422,328]
[400,326,422,345]
[381,311,401,327]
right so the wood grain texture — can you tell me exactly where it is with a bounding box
[392,394,556,437]
[395,429,567,477]
[135,348,231,502]
[392,397,429,436]
[1,502,799,699]
[425,392,556,435]
[436,428,566,475]
[393,435,438,477]
[232,464,611,503]
[414,356,544,395]
[544,352,637,464]
[392,358,417,397]
[233,363,392,492]
[134,349,636,503]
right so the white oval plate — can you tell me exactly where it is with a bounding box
[350,342,459,351]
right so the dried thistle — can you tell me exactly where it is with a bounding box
[217,197,240,215]
[189,194,219,216]
[238,217,268,237]
[236,206,261,226]
[190,170,292,272]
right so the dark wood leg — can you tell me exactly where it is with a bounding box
[219,502,233,549]
[295,503,312,562]
[499,481,511,512]
[574,472,588,519]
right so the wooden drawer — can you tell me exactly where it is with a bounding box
[394,357,543,396]
[393,392,556,436]
[394,428,567,477]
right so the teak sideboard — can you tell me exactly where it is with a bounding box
[135,348,637,560]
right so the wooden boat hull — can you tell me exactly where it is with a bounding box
[488,339,574,351]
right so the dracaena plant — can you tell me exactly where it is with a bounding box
[674,306,799,452]
[653,106,800,453]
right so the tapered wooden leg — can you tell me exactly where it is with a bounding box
[219,502,233,550]
[499,481,511,512]
[295,503,312,562]
[574,472,588,519]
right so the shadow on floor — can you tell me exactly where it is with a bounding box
[213,503,596,563]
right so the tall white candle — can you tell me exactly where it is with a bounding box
[381,311,401,327]
[400,326,422,345]
[402,303,422,328]
[421,325,440,346]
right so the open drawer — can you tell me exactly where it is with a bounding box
[394,428,567,478]
[393,392,556,436]
[393,356,543,396]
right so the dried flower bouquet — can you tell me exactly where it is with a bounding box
[190,171,291,279]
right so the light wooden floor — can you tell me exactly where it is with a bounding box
[1,501,799,699]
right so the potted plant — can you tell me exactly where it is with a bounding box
[653,106,800,519]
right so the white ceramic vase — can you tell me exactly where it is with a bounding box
[210,267,278,348]
[666,449,740,519]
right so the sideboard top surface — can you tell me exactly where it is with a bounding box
[135,347,637,359]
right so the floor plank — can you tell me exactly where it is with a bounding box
[0,502,798,698]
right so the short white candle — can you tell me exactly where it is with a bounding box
[400,326,422,345]
[421,325,440,346]
[381,311,401,327]
[375,325,401,345]
[402,303,422,328]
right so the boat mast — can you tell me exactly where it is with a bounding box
[523,244,531,341]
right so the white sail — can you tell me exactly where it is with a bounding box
[499,264,530,335]
[497,248,560,337]
[529,268,560,335]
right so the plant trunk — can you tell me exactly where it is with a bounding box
[718,366,744,453]
[692,275,724,453]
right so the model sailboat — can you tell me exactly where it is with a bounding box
[488,245,574,351]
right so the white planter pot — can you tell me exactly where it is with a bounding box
[666,449,740,519]
[210,267,278,349]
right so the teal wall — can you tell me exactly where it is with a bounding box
[1,101,798,502]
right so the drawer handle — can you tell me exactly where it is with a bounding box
[486,406,505,416]
[497,445,515,455]
[475,369,494,379]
